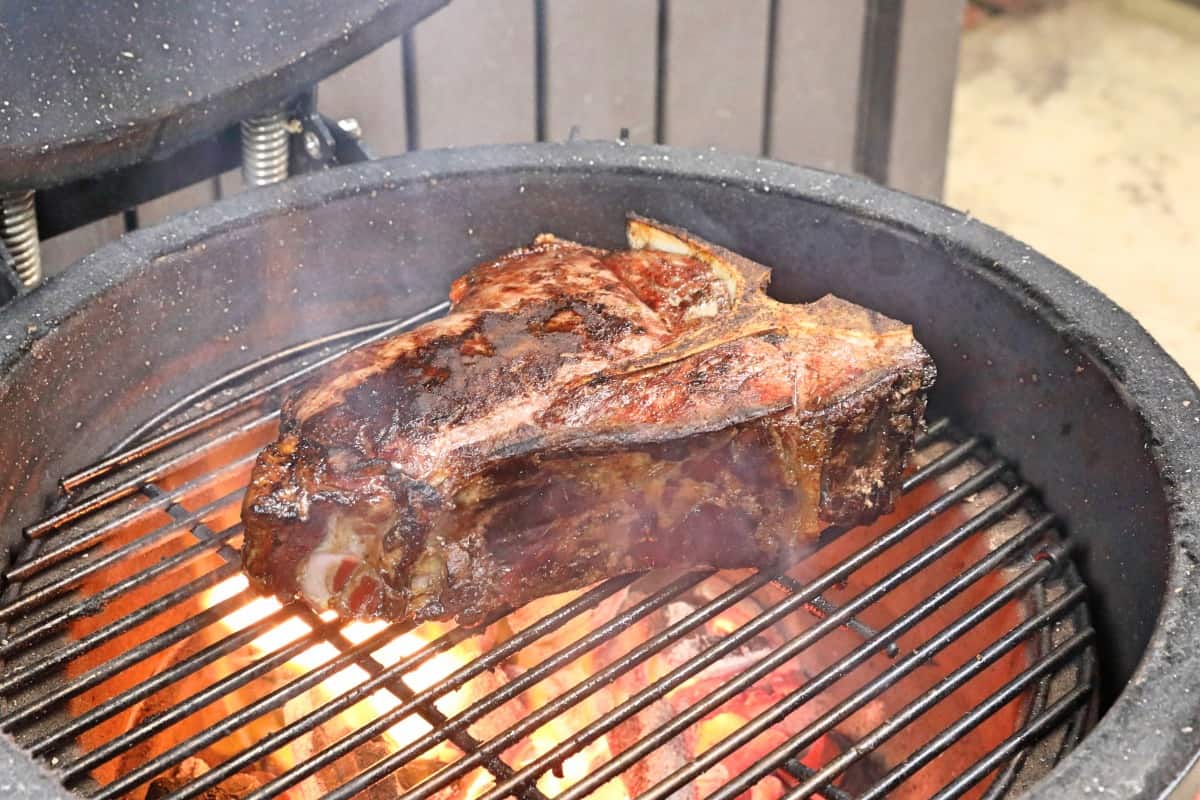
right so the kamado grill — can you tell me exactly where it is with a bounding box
[3,5,1200,800]
[0,140,1189,800]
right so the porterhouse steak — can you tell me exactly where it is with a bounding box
[242,216,935,623]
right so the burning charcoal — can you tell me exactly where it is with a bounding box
[145,757,274,800]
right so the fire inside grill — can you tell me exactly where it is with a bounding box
[0,307,1096,800]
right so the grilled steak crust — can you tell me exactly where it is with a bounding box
[242,216,936,623]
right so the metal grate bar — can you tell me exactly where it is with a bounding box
[75,615,446,795]
[901,436,981,491]
[0,488,244,622]
[307,616,551,800]
[63,303,449,494]
[783,589,1090,800]
[58,616,376,784]
[564,506,1054,800]
[232,570,723,800]
[161,516,554,800]
[788,431,986,659]
[261,610,555,800]
[791,588,896,658]
[24,602,298,757]
[980,585,1057,800]
[144,478,552,800]
[929,686,1094,800]
[26,416,272,540]
[858,628,1094,800]
[0,561,241,694]
[6,453,255,584]
[782,760,853,800]
[677,530,1063,800]
[92,317,424,470]
[1048,641,1096,771]
[477,474,1027,800]
[85,578,634,800]
[784,433,979,657]
[791,429,984,654]
[0,590,255,733]
[311,571,774,800]
[0,524,243,658]
[916,416,950,446]
[170,506,548,800]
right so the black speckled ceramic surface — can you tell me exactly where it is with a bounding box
[0,0,445,190]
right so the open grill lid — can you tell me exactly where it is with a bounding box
[0,0,445,191]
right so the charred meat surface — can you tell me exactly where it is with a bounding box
[242,216,936,623]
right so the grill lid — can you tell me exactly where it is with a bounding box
[0,0,445,191]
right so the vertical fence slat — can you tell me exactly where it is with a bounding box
[137,181,218,228]
[766,0,866,171]
[410,0,537,148]
[40,217,125,277]
[660,0,771,153]
[318,39,409,157]
[542,0,657,144]
[887,0,964,199]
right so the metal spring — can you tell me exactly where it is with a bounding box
[240,109,290,187]
[0,190,41,288]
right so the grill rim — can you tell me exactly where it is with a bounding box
[0,140,1197,799]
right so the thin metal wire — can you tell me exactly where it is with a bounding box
[917,416,951,446]
[163,506,554,800]
[0,590,257,733]
[86,578,635,800]
[704,547,1074,800]
[235,571,723,800]
[26,414,273,539]
[61,624,345,785]
[24,602,298,756]
[1054,625,1098,762]
[0,523,243,659]
[72,615,442,792]
[101,316,425,460]
[107,496,554,800]
[978,576,1055,800]
[0,558,242,700]
[780,760,854,800]
[308,572,767,800]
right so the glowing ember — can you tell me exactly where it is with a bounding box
[196,577,441,764]
[182,573,856,800]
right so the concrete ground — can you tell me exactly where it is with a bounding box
[945,0,1200,378]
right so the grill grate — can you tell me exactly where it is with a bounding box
[0,305,1096,800]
